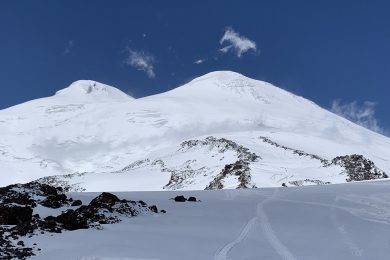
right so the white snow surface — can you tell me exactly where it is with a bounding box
[25,180,390,259]
[55,80,133,103]
[0,71,389,190]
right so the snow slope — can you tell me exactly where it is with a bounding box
[0,71,389,190]
[24,180,390,259]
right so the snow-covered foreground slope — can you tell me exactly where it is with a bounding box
[1,71,389,190]
[23,180,390,259]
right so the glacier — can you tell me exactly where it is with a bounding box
[0,71,389,191]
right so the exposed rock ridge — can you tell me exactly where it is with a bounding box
[191,137,260,190]
[259,136,328,164]
[259,136,388,184]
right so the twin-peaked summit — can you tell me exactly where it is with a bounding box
[53,71,308,105]
[0,71,389,190]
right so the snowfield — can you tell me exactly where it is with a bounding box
[0,71,389,191]
[1,71,390,259]
[24,180,390,260]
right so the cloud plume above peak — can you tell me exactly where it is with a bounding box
[124,48,155,78]
[219,27,257,58]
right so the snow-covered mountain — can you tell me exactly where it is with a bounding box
[1,71,389,191]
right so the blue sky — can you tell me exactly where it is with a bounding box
[0,1,389,134]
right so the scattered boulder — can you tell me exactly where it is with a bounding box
[173,195,199,202]
[148,205,158,213]
[174,195,187,202]
[187,196,197,202]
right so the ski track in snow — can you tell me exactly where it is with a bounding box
[330,197,363,257]
[216,189,389,260]
[256,189,297,260]
[215,189,296,260]
[214,217,258,260]
[222,190,235,201]
[274,197,390,226]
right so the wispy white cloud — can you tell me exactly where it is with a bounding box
[124,48,155,78]
[219,27,257,58]
[330,99,384,134]
[194,58,205,64]
[63,40,74,55]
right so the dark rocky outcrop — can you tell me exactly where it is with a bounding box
[89,192,120,209]
[0,182,161,259]
[186,137,261,190]
[53,192,158,231]
[259,136,328,164]
[331,154,388,181]
[122,137,260,191]
[41,216,61,233]
[259,136,388,184]
[40,194,68,209]
[180,137,260,163]
[0,205,33,225]
[206,159,255,190]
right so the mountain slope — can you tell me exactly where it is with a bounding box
[0,71,389,190]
